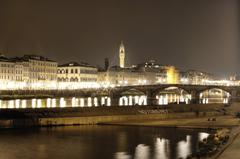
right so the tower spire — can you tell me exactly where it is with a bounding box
[119,41,125,68]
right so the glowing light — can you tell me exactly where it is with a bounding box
[21,100,27,108]
[15,99,20,109]
[129,96,133,106]
[154,138,170,159]
[107,97,111,106]
[93,97,98,106]
[37,99,42,108]
[139,96,147,105]
[75,98,79,107]
[47,98,51,108]
[80,98,84,107]
[60,98,66,108]
[114,152,131,159]
[72,97,76,107]
[52,99,56,108]
[87,97,92,107]
[9,100,14,109]
[32,99,36,108]
[199,132,209,141]
[134,144,150,159]
[177,136,191,159]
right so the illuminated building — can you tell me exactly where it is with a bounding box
[119,41,125,68]
[15,55,58,83]
[98,42,180,86]
[57,62,98,88]
[98,60,180,86]
[98,66,146,87]
[135,60,179,84]
[0,54,58,89]
[0,55,24,88]
[166,66,179,84]
[180,70,213,85]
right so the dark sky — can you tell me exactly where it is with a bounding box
[0,0,239,77]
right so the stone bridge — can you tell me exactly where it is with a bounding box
[0,84,239,105]
[108,84,240,105]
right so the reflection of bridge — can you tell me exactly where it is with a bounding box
[1,84,239,106]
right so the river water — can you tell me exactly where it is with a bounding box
[0,126,210,159]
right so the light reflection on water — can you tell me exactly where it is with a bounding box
[0,126,210,159]
[177,135,191,159]
[134,144,150,159]
[154,138,170,159]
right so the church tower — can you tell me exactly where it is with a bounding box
[119,41,125,68]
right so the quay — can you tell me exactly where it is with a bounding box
[0,103,230,128]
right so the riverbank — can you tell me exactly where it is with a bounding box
[0,103,227,128]
[210,126,240,159]
[99,115,240,129]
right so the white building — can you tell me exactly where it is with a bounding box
[57,62,98,88]
[0,55,58,89]
[0,55,24,89]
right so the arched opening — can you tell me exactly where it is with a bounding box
[119,89,147,106]
[155,87,191,105]
[199,88,231,104]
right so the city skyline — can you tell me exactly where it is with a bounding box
[0,0,239,77]
[0,2,240,159]
[0,43,226,77]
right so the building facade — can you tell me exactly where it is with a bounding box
[180,70,213,85]
[57,62,98,88]
[0,54,57,89]
[17,55,58,83]
[0,55,24,88]
[98,66,146,86]
[135,60,180,84]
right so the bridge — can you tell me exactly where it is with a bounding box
[0,84,239,106]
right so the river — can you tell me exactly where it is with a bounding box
[0,126,210,159]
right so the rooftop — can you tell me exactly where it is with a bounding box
[58,62,96,68]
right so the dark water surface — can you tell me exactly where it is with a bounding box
[0,126,210,159]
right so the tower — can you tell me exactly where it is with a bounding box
[119,41,125,68]
[104,58,109,71]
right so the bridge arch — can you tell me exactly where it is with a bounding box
[199,87,232,95]
[153,86,191,105]
[152,86,191,97]
[118,88,147,106]
[199,88,231,104]
[118,88,146,96]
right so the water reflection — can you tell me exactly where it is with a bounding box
[115,152,131,159]
[177,135,191,159]
[199,132,209,141]
[0,126,210,159]
[134,144,150,159]
[154,138,170,159]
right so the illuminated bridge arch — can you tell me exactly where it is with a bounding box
[199,88,231,104]
[118,88,147,106]
[199,87,232,96]
[153,86,191,97]
[153,86,191,105]
[118,88,146,96]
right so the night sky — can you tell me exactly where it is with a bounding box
[0,0,239,77]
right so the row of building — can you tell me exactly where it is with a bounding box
[0,42,232,89]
